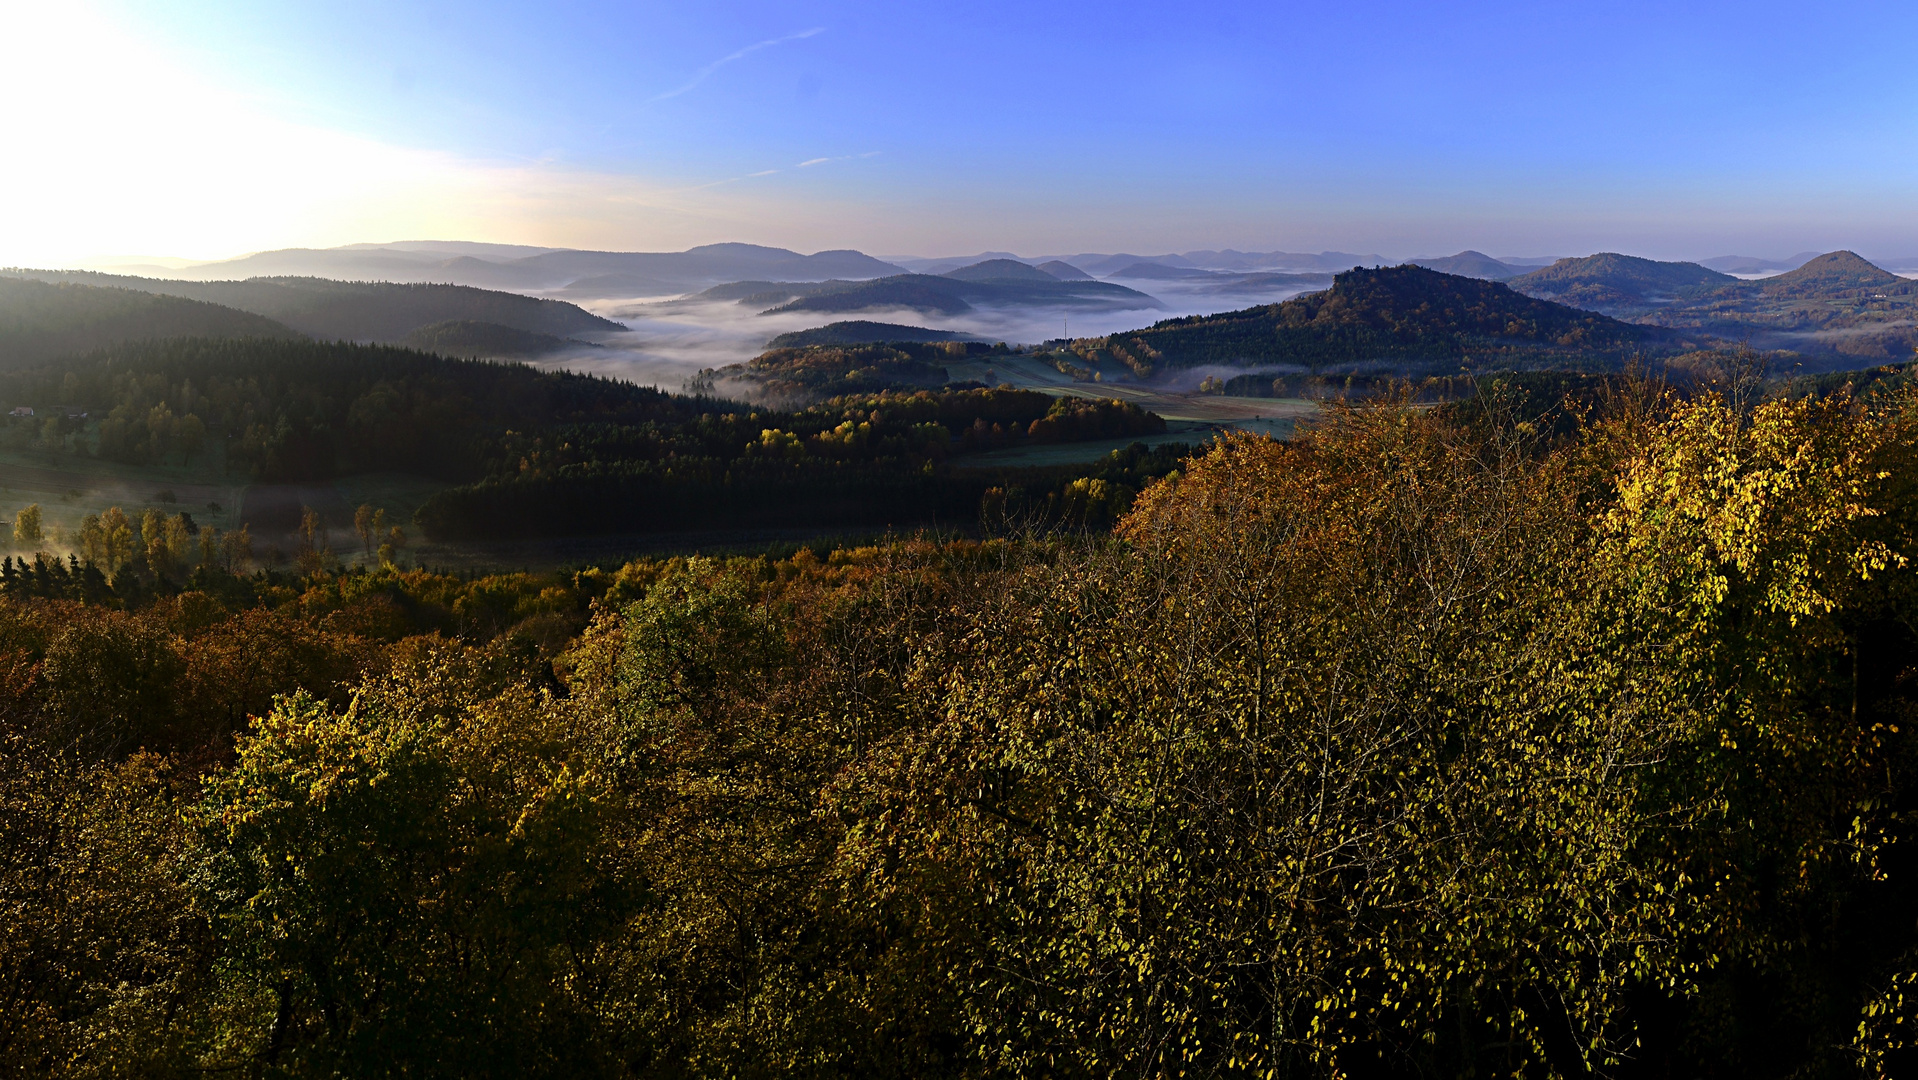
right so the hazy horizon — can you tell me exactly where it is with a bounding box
[6,1,1917,268]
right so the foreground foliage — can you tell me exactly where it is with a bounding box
[5,377,1918,1077]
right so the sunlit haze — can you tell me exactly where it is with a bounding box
[7,0,1918,266]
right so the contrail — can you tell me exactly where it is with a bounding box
[649,27,825,102]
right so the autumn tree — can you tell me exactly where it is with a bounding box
[354,503,376,556]
[12,504,41,548]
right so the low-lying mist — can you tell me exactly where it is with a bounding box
[533,278,1329,394]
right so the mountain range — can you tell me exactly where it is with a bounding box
[677,260,1160,318]
[103,242,906,299]
[1092,264,1677,372]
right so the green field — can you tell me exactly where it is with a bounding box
[0,425,451,567]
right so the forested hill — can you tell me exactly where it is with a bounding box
[0,337,701,481]
[1746,250,1906,297]
[0,336,1178,541]
[0,276,300,367]
[764,321,977,348]
[721,272,1159,317]
[1105,264,1670,371]
[401,320,590,358]
[1507,253,1736,314]
[1,269,619,344]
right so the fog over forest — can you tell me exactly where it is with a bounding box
[542,276,1330,391]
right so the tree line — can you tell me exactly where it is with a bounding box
[0,340,1176,542]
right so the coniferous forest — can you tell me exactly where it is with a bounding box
[8,363,1918,1078]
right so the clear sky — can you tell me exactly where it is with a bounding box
[5,0,1917,264]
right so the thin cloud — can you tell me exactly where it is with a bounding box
[797,151,882,168]
[650,27,825,102]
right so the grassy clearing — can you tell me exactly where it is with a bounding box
[0,436,248,556]
[942,355,1323,434]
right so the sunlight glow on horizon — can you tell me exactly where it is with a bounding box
[6,1,1918,267]
[0,4,854,267]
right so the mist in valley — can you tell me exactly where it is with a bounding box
[536,276,1332,395]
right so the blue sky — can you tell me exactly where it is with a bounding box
[7,0,1918,262]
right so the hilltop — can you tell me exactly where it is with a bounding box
[1036,260,1093,280]
[1409,251,1526,280]
[1091,264,1669,372]
[940,259,1060,284]
[1749,250,1905,297]
[1633,251,1918,363]
[1,269,617,345]
[0,276,300,366]
[1508,253,1737,315]
[765,321,981,348]
[756,271,1159,317]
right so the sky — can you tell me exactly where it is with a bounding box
[4,0,1917,265]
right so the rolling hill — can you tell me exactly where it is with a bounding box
[1748,250,1906,297]
[765,321,981,348]
[1107,262,1221,281]
[756,270,1160,318]
[1634,251,1918,363]
[401,320,591,358]
[2,269,619,343]
[941,259,1060,284]
[0,276,300,366]
[1036,260,1093,281]
[1698,252,1821,275]
[1409,251,1526,280]
[1507,253,1737,315]
[1097,264,1672,372]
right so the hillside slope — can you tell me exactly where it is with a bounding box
[1636,251,1918,363]
[760,273,1159,317]
[765,321,979,348]
[3,270,618,343]
[1409,251,1525,280]
[1508,253,1736,315]
[1104,264,1670,371]
[1749,250,1905,297]
[401,320,590,358]
[0,276,300,366]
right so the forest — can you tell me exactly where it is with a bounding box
[2,270,619,344]
[0,337,1174,542]
[7,361,1918,1078]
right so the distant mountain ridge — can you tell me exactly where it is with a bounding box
[1409,251,1526,280]
[1,269,617,344]
[1507,253,1737,315]
[762,270,1160,317]
[1102,264,1672,371]
[0,276,300,367]
[137,242,907,298]
[1697,252,1823,275]
[765,321,981,348]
